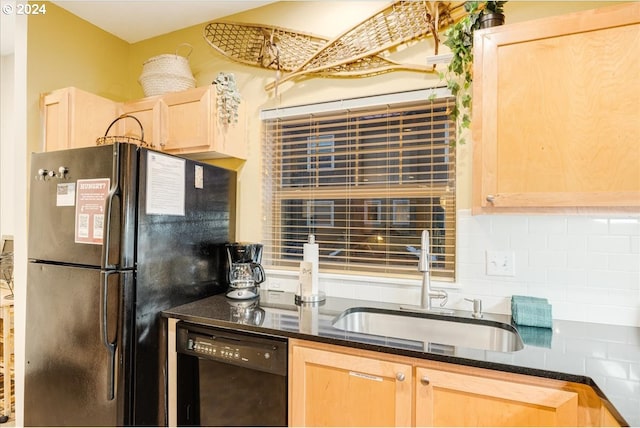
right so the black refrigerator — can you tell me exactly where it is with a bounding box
[25,142,236,426]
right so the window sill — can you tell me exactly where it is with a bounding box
[264,268,460,293]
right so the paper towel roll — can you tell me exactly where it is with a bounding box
[303,235,319,296]
[299,261,312,296]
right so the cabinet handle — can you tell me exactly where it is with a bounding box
[486,194,495,204]
[420,376,430,385]
[396,372,405,382]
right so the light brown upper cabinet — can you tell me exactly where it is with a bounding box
[118,96,159,149]
[150,86,247,160]
[42,86,247,160]
[472,3,640,213]
[41,87,119,152]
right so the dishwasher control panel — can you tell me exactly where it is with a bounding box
[176,322,287,376]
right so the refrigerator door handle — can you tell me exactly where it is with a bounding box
[101,270,119,401]
[102,145,121,270]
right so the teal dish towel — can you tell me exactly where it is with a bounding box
[511,295,553,329]
[518,325,552,348]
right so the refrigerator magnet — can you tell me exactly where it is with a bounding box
[56,183,75,207]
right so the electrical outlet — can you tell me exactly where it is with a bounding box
[486,250,515,276]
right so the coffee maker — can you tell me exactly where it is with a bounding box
[225,242,265,299]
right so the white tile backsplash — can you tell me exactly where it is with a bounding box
[264,209,640,327]
[454,210,640,327]
[609,218,640,236]
[567,217,610,234]
[588,235,632,253]
[608,254,640,272]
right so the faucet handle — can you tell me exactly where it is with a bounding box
[464,298,483,318]
[438,289,448,307]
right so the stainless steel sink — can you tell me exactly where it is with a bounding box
[332,307,524,352]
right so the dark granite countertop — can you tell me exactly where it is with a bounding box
[163,290,640,426]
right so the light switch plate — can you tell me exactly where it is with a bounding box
[486,250,515,276]
[194,165,204,189]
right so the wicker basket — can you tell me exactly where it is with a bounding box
[96,114,153,148]
[139,43,196,97]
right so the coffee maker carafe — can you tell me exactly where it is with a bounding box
[225,243,265,299]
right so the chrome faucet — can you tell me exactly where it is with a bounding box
[417,230,448,311]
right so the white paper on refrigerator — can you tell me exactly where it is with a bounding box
[146,152,186,216]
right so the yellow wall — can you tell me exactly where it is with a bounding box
[126,1,440,241]
[26,3,129,154]
[26,1,626,242]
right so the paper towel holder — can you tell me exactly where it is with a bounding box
[295,291,326,304]
[295,294,326,305]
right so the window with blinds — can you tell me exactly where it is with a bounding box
[262,91,456,281]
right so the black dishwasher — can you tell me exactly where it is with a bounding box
[176,322,288,427]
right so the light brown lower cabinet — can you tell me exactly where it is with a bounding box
[600,405,622,427]
[415,366,577,426]
[289,339,620,427]
[289,339,412,426]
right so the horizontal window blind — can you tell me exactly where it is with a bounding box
[262,94,456,281]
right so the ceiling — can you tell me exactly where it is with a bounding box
[1,0,275,55]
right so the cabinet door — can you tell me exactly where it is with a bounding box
[157,86,247,159]
[290,341,412,427]
[415,366,578,427]
[600,405,621,427]
[41,89,71,152]
[157,86,212,154]
[119,96,161,149]
[42,87,118,152]
[472,3,640,211]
